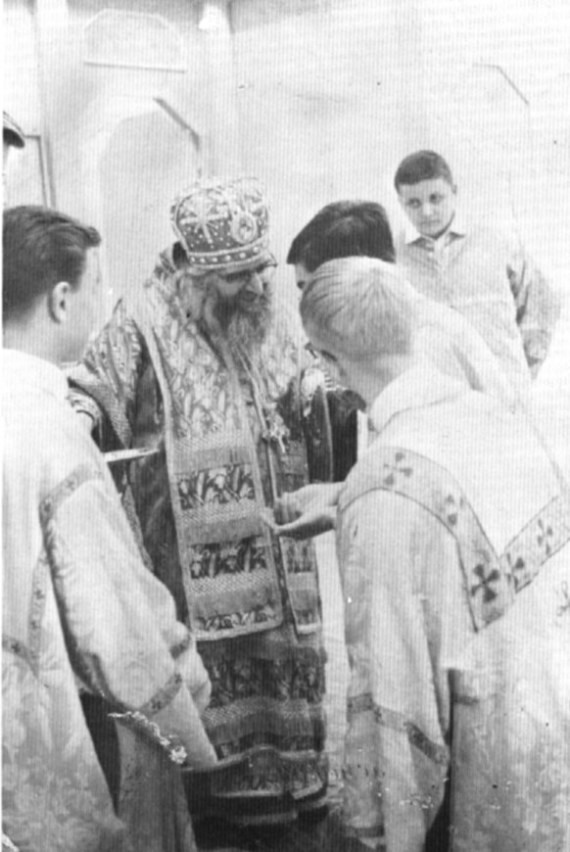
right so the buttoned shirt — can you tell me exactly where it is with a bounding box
[396,216,560,392]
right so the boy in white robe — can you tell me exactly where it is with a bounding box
[293,257,569,851]
[2,205,216,852]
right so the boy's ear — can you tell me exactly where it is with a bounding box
[48,281,72,324]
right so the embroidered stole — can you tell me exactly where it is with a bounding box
[339,446,570,630]
[134,269,321,642]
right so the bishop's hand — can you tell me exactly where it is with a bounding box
[267,482,343,540]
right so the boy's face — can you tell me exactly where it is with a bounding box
[397,177,457,239]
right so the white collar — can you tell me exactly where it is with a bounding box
[2,348,69,402]
[403,212,468,246]
[369,365,468,435]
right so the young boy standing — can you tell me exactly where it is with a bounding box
[394,150,560,395]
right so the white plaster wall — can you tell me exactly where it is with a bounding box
[231,0,570,291]
[4,0,569,303]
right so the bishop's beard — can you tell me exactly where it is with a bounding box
[201,288,275,388]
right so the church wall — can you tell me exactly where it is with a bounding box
[3,0,569,310]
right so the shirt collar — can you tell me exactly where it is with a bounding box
[403,212,469,246]
[369,365,468,435]
[2,348,69,402]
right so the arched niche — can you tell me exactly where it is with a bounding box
[97,104,200,300]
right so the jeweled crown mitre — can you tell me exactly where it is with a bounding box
[170,176,273,274]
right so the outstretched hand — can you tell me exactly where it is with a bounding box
[266,482,343,540]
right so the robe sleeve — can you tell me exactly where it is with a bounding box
[449,556,570,849]
[338,488,473,851]
[41,463,216,768]
[506,244,561,378]
[67,299,146,448]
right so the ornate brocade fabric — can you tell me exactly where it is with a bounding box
[68,249,329,823]
[340,447,570,631]
[336,422,570,850]
[137,258,322,642]
[3,350,215,851]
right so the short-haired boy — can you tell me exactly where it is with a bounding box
[394,149,560,393]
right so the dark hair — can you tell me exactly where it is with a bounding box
[3,205,101,322]
[287,200,395,273]
[394,150,454,190]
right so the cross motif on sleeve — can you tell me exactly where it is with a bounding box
[556,581,570,619]
[508,555,526,591]
[381,451,414,488]
[470,563,500,603]
[536,518,554,557]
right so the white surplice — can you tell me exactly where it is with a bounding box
[337,365,570,851]
[2,350,215,852]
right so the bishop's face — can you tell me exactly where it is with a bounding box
[199,259,278,355]
[211,259,277,311]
